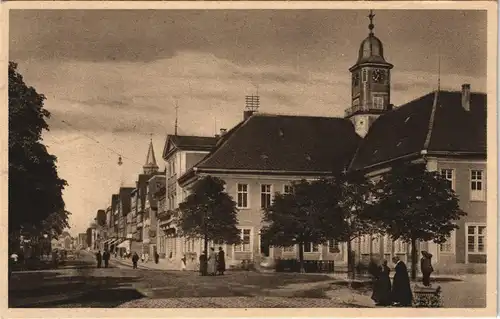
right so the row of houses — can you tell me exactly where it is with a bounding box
[91,14,487,274]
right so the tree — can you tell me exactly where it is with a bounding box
[8,61,69,238]
[372,161,466,280]
[327,172,381,279]
[261,179,341,273]
[177,176,240,275]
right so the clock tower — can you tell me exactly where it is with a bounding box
[345,10,393,138]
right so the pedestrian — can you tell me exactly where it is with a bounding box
[391,256,413,307]
[217,247,226,275]
[180,254,187,271]
[207,247,217,276]
[103,250,110,268]
[371,260,392,306]
[96,250,102,268]
[132,252,139,269]
[154,251,159,264]
[199,252,207,276]
[420,251,434,287]
[141,252,145,263]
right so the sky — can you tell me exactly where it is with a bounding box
[9,9,487,235]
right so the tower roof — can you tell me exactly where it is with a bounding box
[353,10,392,67]
[144,138,159,171]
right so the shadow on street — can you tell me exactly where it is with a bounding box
[9,258,146,308]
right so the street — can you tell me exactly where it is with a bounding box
[9,251,349,308]
[8,251,486,308]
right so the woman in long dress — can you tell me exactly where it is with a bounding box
[207,247,217,275]
[372,260,392,306]
[391,257,413,306]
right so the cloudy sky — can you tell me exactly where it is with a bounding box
[9,9,487,235]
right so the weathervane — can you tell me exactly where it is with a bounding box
[368,10,375,35]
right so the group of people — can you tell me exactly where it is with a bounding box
[199,247,226,276]
[370,251,434,307]
[95,250,111,268]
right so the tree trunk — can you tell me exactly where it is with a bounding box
[347,239,355,280]
[298,242,305,273]
[411,237,417,281]
[203,232,208,276]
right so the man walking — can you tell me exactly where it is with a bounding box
[102,250,110,268]
[217,247,226,275]
[132,252,139,269]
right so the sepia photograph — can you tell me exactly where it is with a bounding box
[4,2,496,314]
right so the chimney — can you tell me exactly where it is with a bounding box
[220,128,227,136]
[461,84,471,111]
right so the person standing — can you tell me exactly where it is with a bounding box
[199,252,207,276]
[207,248,217,276]
[154,251,159,264]
[391,256,413,307]
[420,251,434,287]
[217,247,226,275]
[372,260,392,306]
[95,250,102,268]
[181,255,187,271]
[132,252,139,269]
[102,250,110,268]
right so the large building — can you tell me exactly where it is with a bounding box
[162,12,486,274]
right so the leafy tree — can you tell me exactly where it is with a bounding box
[261,179,341,273]
[177,176,240,275]
[8,61,68,238]
[327,172,381,279]
[372,162,466,280]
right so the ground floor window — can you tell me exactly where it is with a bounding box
[282,245,295,253]
[234,228,252,252]
[467,224,486,253]
[440,230,455,253]
[303,242,319,253]
[328,239,340,253]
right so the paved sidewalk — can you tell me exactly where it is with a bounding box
[118,296,353,308]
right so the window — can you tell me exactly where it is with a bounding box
[441,169,455,190]
[283,185,293,194]
[303,242,319,253]
[383,235,392,254]
[328,239,340,253]
[362,69,368,82]
[283,245,295,253]
[440,230,455,253]
[237,184,249,208]
[360,235,370,254]
[394,239,407,253]
[373,96,384,109]
[235,228,251,252]
[471,170,485,201]
[172,158,176,176]
[261,184,272,208]
[372,235,381,253]
[467,225,486,253]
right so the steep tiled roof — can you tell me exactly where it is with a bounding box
[194,113,361,173]
[162,134,218,160]
[350,91,487,171]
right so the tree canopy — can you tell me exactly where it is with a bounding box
[177,175,241,245]
[372,161,466,279]
[8,61,68,236]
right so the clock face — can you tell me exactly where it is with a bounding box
[372,69,385,83]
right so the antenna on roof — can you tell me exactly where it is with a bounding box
[174,100,179,136]
[437,51,441,92]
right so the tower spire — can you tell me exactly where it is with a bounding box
[368,10,375,35]
[143,136,158,174]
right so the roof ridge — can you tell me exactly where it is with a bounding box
[253,112,347,120]
[422,90,439,152]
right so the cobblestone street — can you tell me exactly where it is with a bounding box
[9,252,486,308]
